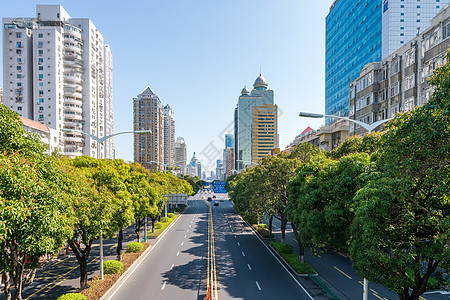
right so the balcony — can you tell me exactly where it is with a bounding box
[64,136,83,143]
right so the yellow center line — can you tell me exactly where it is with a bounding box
[420,297,427,300]
[333,266,352,280]
[373,293,384,300]
[25,255,100,300]
[371,289,378,294]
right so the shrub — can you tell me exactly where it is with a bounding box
[270,242,315,274]
[103,260,123,274]
[126,242,144,253]
[161,217,169,223]
[257,223,268,230]
[154,222,162,229]
[58,293,87,300]
[175,204,186,212]
[167,213,175,218]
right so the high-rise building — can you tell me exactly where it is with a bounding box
[349,5,450,136]
[174,137,187,174]
[325,0,447,122]
[223,147,235,179]
[251,104,278,162]
[2,5,113,158]
[0,87,3,103]
[235,74,277,170]
[162,105,175,167]
[104,45,114,159]
[133,86,163,171]
[225,134,234,149]
[216,160,224,181]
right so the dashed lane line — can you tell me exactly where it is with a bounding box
[333,266,352,280]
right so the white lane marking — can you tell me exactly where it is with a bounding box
[247,264,252,270]
[237,242,240,246]
[104,207,184,300]
[242,251,245,257]
[181,242,184,246]
[184,235,187,238]
[161,282,167,290]
[189,225,191,228]
[187,230,189,232]
[255,281,261,291]
[234,235,236,239]
[177,251,180,256]
[170,264,174,270]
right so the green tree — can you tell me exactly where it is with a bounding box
[59,158,114,290]
[287,152,372,256]
[0,154,72,300]
[349,53,450,299]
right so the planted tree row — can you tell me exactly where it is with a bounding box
[0,104,193,300]
[227,54,450,299]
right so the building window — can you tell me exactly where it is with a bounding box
[39,74,44,79]
[16,42,21,48]
[39,90,44,96]
[16,49,22,54]
[16,33,21,38]
[38,50,43,55]
[17,106,22,111]
[38,33,43,38]
[17,82,22,87]
[39,98,44,103]
[17,58,21,63]
[39,114,44,120]
[39,66,43,71]
[17,66,21,71]
[17,74,21,79]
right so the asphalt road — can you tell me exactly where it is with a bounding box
[212,197,315,300]
[105,193,209,300]
[265,216,449,300]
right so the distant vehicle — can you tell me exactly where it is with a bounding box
[213,201,219,206]
[207,197,212,201]
[213,195,216,199]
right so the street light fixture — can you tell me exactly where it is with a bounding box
[298,112,392,134]
[62,128,151,280]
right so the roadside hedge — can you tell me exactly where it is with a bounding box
[103,260,123,274]
[57,293,87,300]
[126,242,144,253]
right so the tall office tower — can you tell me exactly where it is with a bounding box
[162,105,175,167]
[225,134,234,148]
[233,106,238,171]
[325,0,447,122]
[251,104,278,162]
[235,74,277,170]
[382,0,448,59]
[0,87,3,103]
[223,147,235,179]
[103,45,114,159]
[2,5,112,158]
[215,160,224,181]
[133,87,163,171]
[174,137,187,173]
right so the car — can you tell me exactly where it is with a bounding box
[207,197,212,201]
[213,195,216,199]
[213,201,219,206]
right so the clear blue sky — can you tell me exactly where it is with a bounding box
[1,0,332,173]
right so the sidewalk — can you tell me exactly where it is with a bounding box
[1,220,162,300]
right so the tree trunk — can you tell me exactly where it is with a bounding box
[11,254,25,300]
[280,214,287,244]
[69,240,92,290]
[135,218,143,242]
[151,217,157,233]
[291,222,305,263]
[268,215,273,234]
[2,272,11,300]
[117,228,123,261]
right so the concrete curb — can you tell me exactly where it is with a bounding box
[267,244,318,277]
[100,209,186,300]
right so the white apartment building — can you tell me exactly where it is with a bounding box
[174,137,187,174]
[104,45,114,159]
[382,0,449,59]
[2,5,113,158]
[20,116,59,155]
[162,104,175,167]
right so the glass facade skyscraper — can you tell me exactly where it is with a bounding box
[325,0,448,123]
[325,0,382,122]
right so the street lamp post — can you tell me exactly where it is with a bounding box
[299,111,392,300]
[62,128,151,280]
[298,112,392,134]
